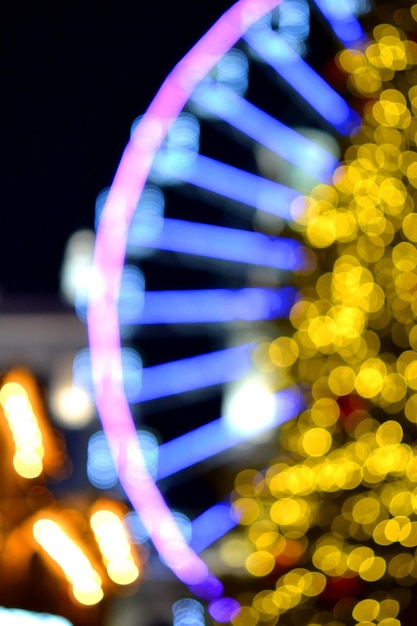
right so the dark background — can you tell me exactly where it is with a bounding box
[0,1,233,295]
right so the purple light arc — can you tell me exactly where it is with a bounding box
[87,0,285,618]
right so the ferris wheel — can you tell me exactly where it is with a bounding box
[83,0,369,622]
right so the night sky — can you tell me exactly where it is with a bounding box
[1,1,232,295]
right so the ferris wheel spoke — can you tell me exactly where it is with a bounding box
[157,386,303,480]
[243,23,360,134]
[121,286,299,326]
[190,79,338,180]
[138,344,255,403]
[190,503,238,554]
[151,150,299,219]
[128,217,309,271]
[311,0,368,46]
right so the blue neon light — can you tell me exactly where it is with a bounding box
[126,287,299,325]
[128,217,309,271]
[312,0,369,46]
[276,0,310,55]
[157,386,303,479]
[75,345,254,402]
[139,345,254,402]
[190,504,238,554]
[87,431,119,489]
[190,80,337,180]
[151,151,299,219]
[243,24,360,134]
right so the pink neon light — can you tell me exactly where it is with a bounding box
[88,0,282,612]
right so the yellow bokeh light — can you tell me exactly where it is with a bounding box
[269,336,299,367]
[301,428,332,457]
[245,551,276,577]
[352,598,380,622]
[233,14,417,624]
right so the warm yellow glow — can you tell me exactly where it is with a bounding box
[245,551,275,577]
[33,518,103,605]
[0,379,44,478]
[232,8,417,624]
[90,508,139,585]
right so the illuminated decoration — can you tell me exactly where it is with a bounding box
[33,518,104,606]
[0,368,67,480]
[90,505,140,586]
[228,4,417,625]
[0,608,73,626]
[86,0,368,620]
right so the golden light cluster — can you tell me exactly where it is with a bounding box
[229,4,417,625]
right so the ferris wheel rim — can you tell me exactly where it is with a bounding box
[87,0,285,616]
